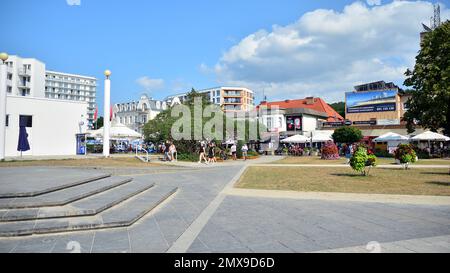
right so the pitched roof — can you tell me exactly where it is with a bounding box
[258,97,344,122]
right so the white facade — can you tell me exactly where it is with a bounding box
[45,71,97,127]
[3,55,96,128]
[4,56,46,98]
[5,96,88,157]
[113,95,167,134]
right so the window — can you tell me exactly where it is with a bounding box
[5,115,9,127]
[7,86,12,93]
[7,73,12,80]
[19,115,32,127]
[267,117,273,129]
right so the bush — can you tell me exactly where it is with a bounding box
[177,153,198,162]
[374,149,394,158]
[321,141,340,160]
[350,147,377,176]
[394,144,417,169]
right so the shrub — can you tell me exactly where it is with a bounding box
[177,153,198,162]
[394,144,417,169]
[332,127,363,144]
[350,147,377,176]
[321,141,340,160]
[374,149,394,158]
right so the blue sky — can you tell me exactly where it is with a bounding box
[1,0,449,113]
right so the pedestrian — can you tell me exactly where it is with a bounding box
[231,143,237,161]
[242,143,249,161]
[208,143,215,164]
[164,141,171,162]
[198,144,208,164]
[169,143,177,162]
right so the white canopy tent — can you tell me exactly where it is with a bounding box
[281,134,311,144]
[88,121,142,139]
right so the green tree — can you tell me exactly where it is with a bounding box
[329,102,346,118]
[332,127,363,144]
[93,117,103,129]
[403,21,450,135]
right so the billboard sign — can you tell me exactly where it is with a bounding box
[346,90,397,113]
[286,116,302,131]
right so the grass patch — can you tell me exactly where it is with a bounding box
[274,156,450,166]
[236,166,450,196]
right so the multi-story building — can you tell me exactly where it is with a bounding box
[45,71,97,127]
[113,95,167,134]
[3,55,97,128]
[165,86,255,112]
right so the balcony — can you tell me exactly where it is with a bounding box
[223,91,242,97]
[17,81,31,89]
[18,68,31,76]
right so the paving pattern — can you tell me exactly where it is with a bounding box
[0,160,449,253]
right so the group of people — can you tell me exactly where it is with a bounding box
[198,142,250,164]
[161,141,177,162]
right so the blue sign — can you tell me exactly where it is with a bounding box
[346,90,397,113]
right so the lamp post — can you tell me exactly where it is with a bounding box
[103,70,111,158]
[0,52,9,161]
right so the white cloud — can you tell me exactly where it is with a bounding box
[66,0,81,6]
[210,1,450,103]
[136,76,165,91]
[366,0,381,6]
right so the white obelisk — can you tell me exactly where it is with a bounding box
[103,70,111,158]
[0,53,9,161]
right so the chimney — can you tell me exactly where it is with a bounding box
[284,99,290,103]
[306,97,315,105]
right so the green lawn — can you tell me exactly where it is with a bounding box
[236,166,450,196]
[274,156,450,166]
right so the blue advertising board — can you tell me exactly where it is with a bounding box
[346,90,397,113]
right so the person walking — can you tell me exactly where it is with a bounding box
[242,143,249,161]
[231,143,237,161]
[207,143,215,164]
[198,144,208,164]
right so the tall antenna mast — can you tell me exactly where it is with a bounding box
[432,3,441,29]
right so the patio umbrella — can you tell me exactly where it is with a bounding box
[411,131,450,156]
[311,134,333,143]
[17,117,30,156]
[91,121,142,139]
[280,134,311,143]
[373,132,410,142]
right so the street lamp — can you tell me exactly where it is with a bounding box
[103,70,111,157]
[0,52,9,161]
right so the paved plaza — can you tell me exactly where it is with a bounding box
[0,159,449,253]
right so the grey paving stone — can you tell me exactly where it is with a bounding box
[91,229,130,253]
[51,232,96,253]
[11,236,58,253]
[128,218,169,253]
[248,241,294,253]
[0,239,21,253]
[187,238,212,253]
[0,167,110,198]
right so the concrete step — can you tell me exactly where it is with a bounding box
[0,173,112,199]
[0,180,156,222]
[0,177,133,209]
[0,185,178,237]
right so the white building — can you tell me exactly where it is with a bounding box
[113,95,167,134]
[45,71,97,127]
[3,55,97,128]
[165,86,255,112]
[5,96,88,157]
[1,54,95,158]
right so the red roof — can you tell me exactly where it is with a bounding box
[258,97,344,122]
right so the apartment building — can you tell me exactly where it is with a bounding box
[45,71,97,126]
[164,86,255,112]
[3,55,97,128]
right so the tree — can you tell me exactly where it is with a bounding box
[332,127,363,144]
[329,102,346,118]
[394,144,417,170]
[403,21,450,135]
[94,117,103,129]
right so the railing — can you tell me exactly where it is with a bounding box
[135,145,149,162]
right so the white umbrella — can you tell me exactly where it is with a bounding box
[281,134,311,143]
[311,134,333,143]
[91,121,142,139]
[411,131,450,141]
[373,132,410,142]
